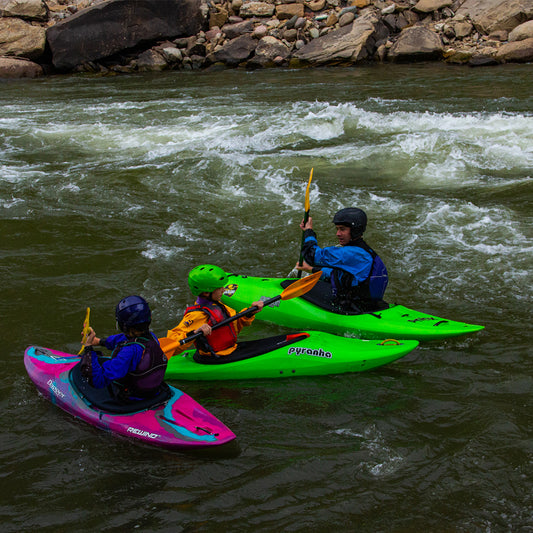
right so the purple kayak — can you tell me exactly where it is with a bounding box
[24,346,236,450]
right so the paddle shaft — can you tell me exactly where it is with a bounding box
[179,294,281,346]
[296,209,310,278]
[296,169,313,278]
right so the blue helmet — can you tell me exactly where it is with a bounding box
[115,295,151,332]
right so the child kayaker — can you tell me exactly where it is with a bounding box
[166,264,264,361]
[80,295,168,400]
[295,207,389,313]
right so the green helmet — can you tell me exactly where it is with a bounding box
[188,264,229,296]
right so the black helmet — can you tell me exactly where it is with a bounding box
[115,295,151,332]
[332,208,367,237]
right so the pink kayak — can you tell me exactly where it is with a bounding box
[24,346,236,450]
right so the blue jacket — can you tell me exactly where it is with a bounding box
[89,332,159,389]
[302,230,373,287]
[302,229,388,310]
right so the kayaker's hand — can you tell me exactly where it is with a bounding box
[84,328,100,347]
[295,260,313,273]
[300,217,313,231]
[195,324,212,336]
[251,301,264,314]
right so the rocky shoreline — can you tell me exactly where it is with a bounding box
[1,0,532,78]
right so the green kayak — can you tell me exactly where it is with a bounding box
[164,332,418,380]
[220,274,484,341]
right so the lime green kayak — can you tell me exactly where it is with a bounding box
[164,331,418,380]
[220,274,484,341]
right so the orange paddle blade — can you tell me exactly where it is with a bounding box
[280,270,322,300]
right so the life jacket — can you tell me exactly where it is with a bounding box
[111,335,168,397]
[185,302,238,354]
[331,239,388,313]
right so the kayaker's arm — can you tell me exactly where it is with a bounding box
[166,310,210,354]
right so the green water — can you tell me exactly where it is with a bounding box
[1,64,532,531]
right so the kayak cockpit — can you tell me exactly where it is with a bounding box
[280,279,388,316]
[69,362,172,414]
[192,333,309,365]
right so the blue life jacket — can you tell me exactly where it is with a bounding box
[330,239,388,312]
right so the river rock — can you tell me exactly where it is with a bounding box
[136,49,168,71]
[307,0,326,11]
[326,12,338,26]
[495,36,533,62]
[239,1,275,17]
[222,19,254,39]
[161,46,183,63]
[46,0,206,71]
[293,10,383,65]
[0,0,47,20]
[457,0,533,35]
[339,12,355,27]
[448,19,474,39]
[249,35,290,65]
[0,55,43,77]
[212,33,257,65]
[388,25,443,61]
[276,3,304,19]
[413,0,453,13]
[253,24,269,38]
[509,19,533,41]
[0,17,46,59]
[209,6,228,28]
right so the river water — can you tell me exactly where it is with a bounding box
[1,64,532,532]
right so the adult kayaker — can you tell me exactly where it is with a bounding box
[166,264,264,362]
[295,207,389,313]
[80,295,168,400]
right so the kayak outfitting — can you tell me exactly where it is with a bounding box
[160,331,419,380]
[24,346,236,450]
[220,274,484,341]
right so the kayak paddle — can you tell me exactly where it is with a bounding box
[297,168,313,278]
[159,269,322,357]
[77,307,91,355]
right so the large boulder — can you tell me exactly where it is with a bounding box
[0,0,47,20]
[496,36,533,62]
[0,56,43,77]
[509,19,533,41]
[457,0,533,35]
[388,25,443,61]
[0,17,46,59]
[46,0,207,70]
[293,10,384,65]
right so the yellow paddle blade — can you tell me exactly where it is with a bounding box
[304,168,313,212]
[280,270,322,300]
[77,307,91,355]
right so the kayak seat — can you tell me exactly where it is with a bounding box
[192,333,309,365]
[70,362,172,414]
[281,279,388,315]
